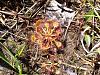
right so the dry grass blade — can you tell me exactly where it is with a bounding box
[81,26,91,54]
[0,11,17,16]
[90,42,100,52]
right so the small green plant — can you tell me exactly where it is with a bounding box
[0,42,25,75]
[82,0,100,53]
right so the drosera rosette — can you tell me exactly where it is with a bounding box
[31,18,63,51]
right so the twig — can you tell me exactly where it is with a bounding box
[63,20,71,40]
[1,31,9,38]
[34,44,39,61]
[90,42,100,52]
[0,10,16,16]
[25,2,37,14]
[74,52,93,67]
[63,11,77,40]
[8,32,28,41]
[30,5,44,19]
[62,63,88,71]
[0,10,29,19]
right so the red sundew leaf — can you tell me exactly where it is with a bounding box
[54,41,62,48]
[52,21,59,28]
[40,45,50,50]
[55,27,62,34]
[34,32,43,40]
[35,19,43,27]
[31,34,36,42]
[41,38,54,50]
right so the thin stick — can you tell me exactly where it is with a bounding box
[90,42,100,52]
[62,63,88,71]
[25,2,37,14]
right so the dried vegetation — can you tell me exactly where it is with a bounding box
[0,0,100,75]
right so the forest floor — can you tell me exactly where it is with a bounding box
[0,0,100,75]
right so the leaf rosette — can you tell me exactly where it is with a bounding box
[31,19,62,50]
